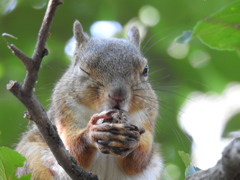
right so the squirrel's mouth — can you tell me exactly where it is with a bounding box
[113,104,121,110]
[101,104,128,114]
[111,101,129,112]
[101,93,129,113]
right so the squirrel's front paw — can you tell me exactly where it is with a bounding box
[87,110,145,157]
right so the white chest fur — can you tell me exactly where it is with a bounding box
[88,151,162,180]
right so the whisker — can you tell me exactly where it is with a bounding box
[158,112,193,149]
[148,68,166,76]
[143,34,171,55]
[130,101,155,127]
[157,89,195,103]
[158,100,181,113]
[142,27,174,53]
[134,93,159,104]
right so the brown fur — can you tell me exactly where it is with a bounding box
[15,20,162,180]
[117,130,153,175]
[16,128,54,179]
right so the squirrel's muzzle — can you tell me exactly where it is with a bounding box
[107,83,130,110]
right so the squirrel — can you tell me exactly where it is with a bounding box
[15,20,163,180]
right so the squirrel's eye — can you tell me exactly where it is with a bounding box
[141,65,149,77]
[80,67,90,75]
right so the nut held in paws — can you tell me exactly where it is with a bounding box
[102,109,130,124]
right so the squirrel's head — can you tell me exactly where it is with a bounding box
[59,20,158,115]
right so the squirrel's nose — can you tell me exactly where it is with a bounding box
[108,88,128,108]
[108,93,125,103]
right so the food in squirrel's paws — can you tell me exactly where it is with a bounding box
[98,109,145,134]
[101,109,129,124]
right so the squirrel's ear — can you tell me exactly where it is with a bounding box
[128,25,140,47]
[73,20,88,46]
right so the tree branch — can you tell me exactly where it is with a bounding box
[186,138,240,180]
[5,0,98,179]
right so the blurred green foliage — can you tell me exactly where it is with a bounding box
[0,0,240,179]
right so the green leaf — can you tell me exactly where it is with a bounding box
[0,147,31,180]
[193,1,240,51]
[178,151,191,167]
[185,164,201,177]
[178,151,201,177]
[0,160,7,180]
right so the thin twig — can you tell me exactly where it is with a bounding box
[5,0,98,179]
[2,33,32,70]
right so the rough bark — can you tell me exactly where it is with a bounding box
[4,0,98,179]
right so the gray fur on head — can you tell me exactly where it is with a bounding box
[127,25,140,47]
[73,20,88,46]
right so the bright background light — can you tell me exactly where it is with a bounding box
[167,42,189,59]
[64,36,75,57]
[179,83,240,169]
[139,5,160,27]
[90,21,122,38]
[1,0,17,14]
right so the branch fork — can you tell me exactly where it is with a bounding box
[4,0,98,179]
